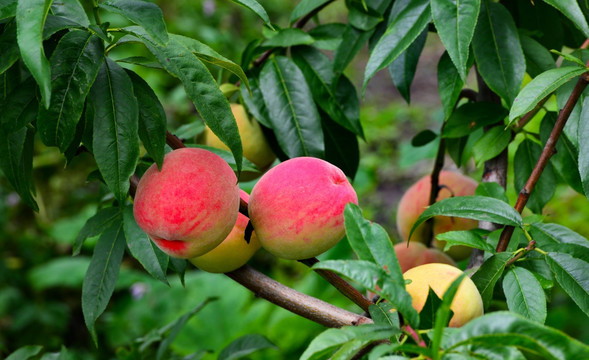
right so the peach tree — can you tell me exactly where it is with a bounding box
[3,0,589,358]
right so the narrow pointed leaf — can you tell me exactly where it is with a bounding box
[509,66,587,123]
[123,205,169,285]
[431,274,465,359]
[50,0,89,26]
[442,102,507,139]
[578,98,589,198]
[259,56,324,158]
[0,78,38,133]
[475,181,509,203]
[363,0,430,92]
[409,196,523,241]
[0,21,19,75]
[333,25,374,75]
[322,114,360,179]
[472,126,512,166]
[470,252,513,309]
[290,0,329,24]
[89,57,139,203]
[16,0,53,108]
[82,220,126,344]
[38,30,104,151]
[388,28,427,104]
[472,0,524,106]
[436,230,495,253]
[520,34,556,77]
[6,345,43,360]
[230,0,273,30]
[542,0,589,38]
[100,0,168,45]
[263,28,314,47]
[0,0,17,20]
[0,126,37,210]
[529,222,589,249]
[126,70,166,169]
[218,334,276,360]
[503,266,547,323]
[431,0,480,81]
[546,252,589,317]
[368,302,400,329]
[437,51,465,120]
[72,206,121,256]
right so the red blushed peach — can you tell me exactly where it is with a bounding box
[249,157,358,260]
[403,263,484,327]
[396,171,479,260]
[190,190,261,273]
[133,148,240,259]
[394,242,456,273]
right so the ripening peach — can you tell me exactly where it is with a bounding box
[249,157,358,260]
[190,190,261,273]
[394,242,456,273]
[403,263,483,327]
[396,171,479,260]
[133,148,240,258]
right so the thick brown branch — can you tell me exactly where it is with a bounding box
[496,72,589,252]
[299,257,373,312]
[226,265,373,328]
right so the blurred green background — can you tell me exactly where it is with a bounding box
[2,1,589,359]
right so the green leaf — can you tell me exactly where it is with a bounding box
[419,288,445,330]
[411,129,437,147]
[437,51,465,120]
[436,230,495,253]
[168,257,187,287]
[37,30,104,151]
[89,57,139,204]
[343,203,403,284]
[322,113,360,179]
[475,182,509,203]
[520,34,556,78]
[0,77,38,133]
[368,302,400,329]
[444,312,589,359]
[16,0,53,108]
[472,126,511,166]
[0,21,19,75]
[431,0,480,81]
[0,0,17,21]
[503,266,547,323]
[127,27,243,174]
[442,102,507,139]
[259,56,324,158]
[542,0,589,38]
[230,0,274,30]
[409,196,522,241]
[546,252,589,317]
[292,46,363,137]
[431,274,466,360]
[43,14,84,39]
[72,206,121,256]
[240,72,271,128]
[300,324,401,360]
[50,0,89,26]
[290,0,329,23]
[314,260,419,327]
[82,219,126,344]
[388,28,427,104]
[126,70,166,169]
[472,0,524,106]
[171,34,250,92]
[308,23,345,51]
[100,0,167,45]
[218,334,276,360]
[578,100,589,199]
[470,252,513,309]
[509,66,587,123]
[529,222,589,248]
[263,28,314,47]
[122,205,169,285]
[333,25,374,77]
[363,0,430,92]
[0,126,38,211]
[6,345,43,360]
[514,139,556,213]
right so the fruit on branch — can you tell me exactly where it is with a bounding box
[396,171,478,260]
[249,157,358,260]
[133,148,240,259]
[190,190,261,273]
[403,263,483,327]
[394,241,456,273]
[203,103,275,181]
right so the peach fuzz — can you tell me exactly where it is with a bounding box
[403,263,483,327]
[133,148,240,259]
[396,171,479,260]
[394,242,456,273]
[249,157,358,260]
[190,190,261,273]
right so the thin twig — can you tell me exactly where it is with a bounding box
[496,71,589,252]
[505,241,536,267]
[166,131,186,149]
[512,96,549,132]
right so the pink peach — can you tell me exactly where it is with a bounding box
[394,242,456,273]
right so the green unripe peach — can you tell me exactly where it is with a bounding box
[403,263,483,327]
[396,171,479,260]
[204,103,275,181]
[249,157,358,260]
[190,190,261,273]
[394,242,456,273]
[133,148,240,259]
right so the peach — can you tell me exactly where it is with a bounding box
[403,263,483,327]
[204,103,275,181]
[396,171,479,260]
[133,148,240,258]
[394,242,456,273]
[249,157,358,260]
[190,190,261,273]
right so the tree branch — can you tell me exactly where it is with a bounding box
[496,72,589,252]
[226,265,373,328]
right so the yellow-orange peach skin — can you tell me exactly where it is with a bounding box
[394,242,456,273]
